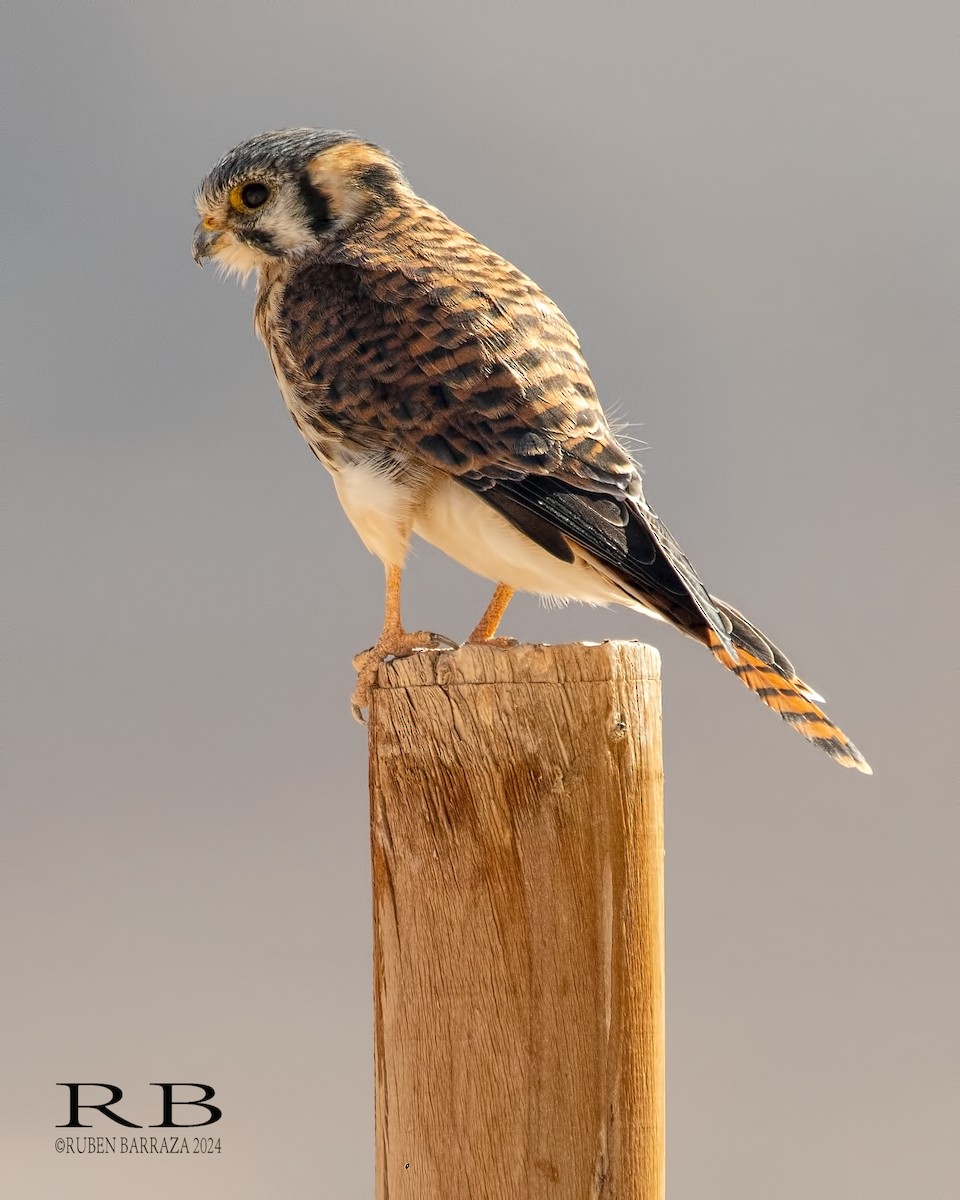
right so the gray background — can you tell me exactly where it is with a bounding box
[4,2,956,1197]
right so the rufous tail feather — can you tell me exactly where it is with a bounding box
[705,605,871,773]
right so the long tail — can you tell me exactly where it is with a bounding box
[482,477,871,772]
[704,602,871,773]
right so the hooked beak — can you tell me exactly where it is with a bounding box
[192,223,224,264]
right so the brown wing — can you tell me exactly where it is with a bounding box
[279,196,733,650]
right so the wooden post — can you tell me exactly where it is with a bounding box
[368,641,664,1200]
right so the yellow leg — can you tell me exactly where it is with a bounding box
[380,563,403,638]
[467,583,517,645]
[351,564,457,720]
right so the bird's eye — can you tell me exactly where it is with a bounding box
[232,181,271,211]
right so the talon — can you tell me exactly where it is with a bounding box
[351,659,379,719]
[352,645,376,671]
[348,566,462,720]
[350,627,457,720]
[416,630,459,651]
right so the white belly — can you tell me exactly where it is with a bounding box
[331,455,425,566]
[324,449,657,617]
[414,475,628,607]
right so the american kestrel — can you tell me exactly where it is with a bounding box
[193,128,870,772]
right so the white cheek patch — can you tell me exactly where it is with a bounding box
[264,190,314,254]
[207,190,317,279]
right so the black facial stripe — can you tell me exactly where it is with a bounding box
[239,228,281,256]
[297,172,334,237]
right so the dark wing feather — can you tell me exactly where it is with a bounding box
[472,474,731,639]
[279,197,733,651]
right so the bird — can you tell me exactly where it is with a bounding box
[192,127,870,773]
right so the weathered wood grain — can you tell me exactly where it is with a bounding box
[369,641,664,1199]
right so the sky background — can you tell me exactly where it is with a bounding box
[3,2,956,1197]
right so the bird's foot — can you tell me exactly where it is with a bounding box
[465,635,518,648]
[351,629,458,721]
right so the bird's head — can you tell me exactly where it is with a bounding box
[192,128,408,280]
